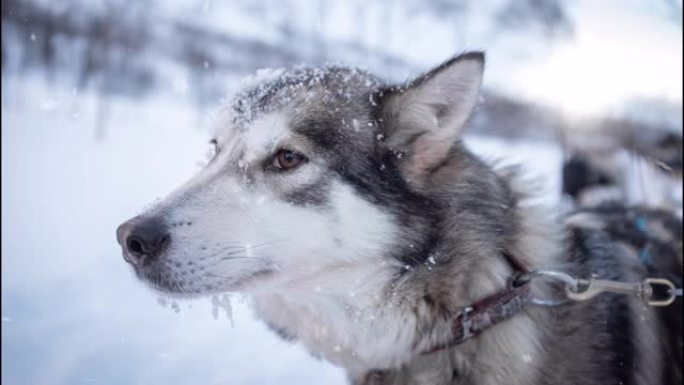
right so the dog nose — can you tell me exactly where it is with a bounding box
[117,217,170,267]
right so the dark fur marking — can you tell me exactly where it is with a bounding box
[335,152,443,266]
[295,119,345,151]
[570,227,635,385]
[282,176,332,207]
[293,113,447,266]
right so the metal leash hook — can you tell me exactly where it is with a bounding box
[566,277,681,307]
[517,270,683,307]
[512,270,578,306]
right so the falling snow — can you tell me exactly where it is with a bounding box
[39,98,59,111]
[3,2,680,383]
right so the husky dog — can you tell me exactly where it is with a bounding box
[560,119,682,210]
[117,53,682,384]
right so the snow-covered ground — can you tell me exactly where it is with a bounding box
[1,77,563,385]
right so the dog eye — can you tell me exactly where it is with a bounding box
[273,149,307,170]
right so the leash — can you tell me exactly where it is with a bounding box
[420,252,682,355]
[513,270,683,307]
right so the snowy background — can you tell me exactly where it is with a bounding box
[2,0,682,384]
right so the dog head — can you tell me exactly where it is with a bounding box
[116,53,485,297]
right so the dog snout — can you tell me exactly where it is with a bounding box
[117,217,170,267]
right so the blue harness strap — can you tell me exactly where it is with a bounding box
[634,215,654,268]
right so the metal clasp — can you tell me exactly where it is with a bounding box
[458,306,474,341]
[566,277,680,307]
[513,270,578,306]
[517,270,682,307]
[643,278,679,307]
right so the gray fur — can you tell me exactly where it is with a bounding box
[117,52,682,384]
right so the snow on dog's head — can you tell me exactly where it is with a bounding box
[116,54,485,302]
[117,65,396,295]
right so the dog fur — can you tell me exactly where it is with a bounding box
[117,52,682,384]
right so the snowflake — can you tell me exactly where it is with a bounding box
[39,99,59,112]
[173,76,189,94]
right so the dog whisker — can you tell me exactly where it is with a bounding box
[207,273,231,279]
[202,245,248,260]
[223,240,285,256]
[199,240,286,261]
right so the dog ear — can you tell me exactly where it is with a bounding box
[379,52,484,183]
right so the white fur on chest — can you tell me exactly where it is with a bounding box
[244,180,417,370]
[250,265,418,371]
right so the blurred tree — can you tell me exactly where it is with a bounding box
[1,0,680,148]
[495,0,572,37]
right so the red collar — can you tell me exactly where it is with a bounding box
[420,252,532,354]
